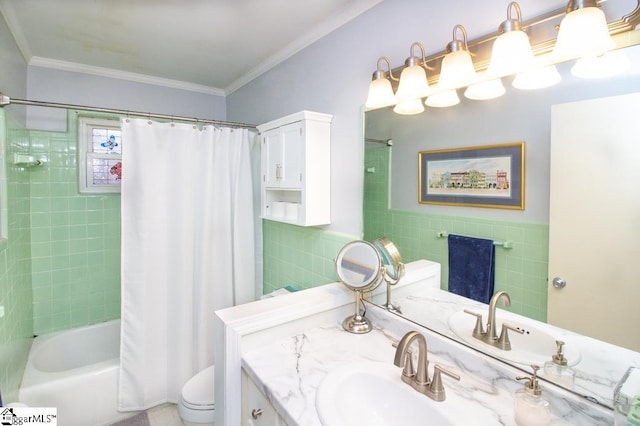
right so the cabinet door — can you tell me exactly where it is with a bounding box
[262,123,303,189]
[246,378,283,426]
[262,128,283,188]
[278,122,303,189]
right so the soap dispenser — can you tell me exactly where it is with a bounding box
[514,365,551,426]
[543,340,575,387]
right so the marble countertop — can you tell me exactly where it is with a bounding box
[241,308,611,426]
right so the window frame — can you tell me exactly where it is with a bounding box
[78,116,122,194]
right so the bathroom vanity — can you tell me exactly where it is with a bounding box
[214,260,626,425]
[240,312,609,425]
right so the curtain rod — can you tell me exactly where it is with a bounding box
[0,93,257,130]
[365,137,393,146]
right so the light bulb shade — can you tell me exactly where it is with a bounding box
[393,98,425,115]
[438,50,478,90]
[464,79,506,100]
[395,65,431,101]
[425,90,460,108]
[571,49,630,78]
[365,78,396,109]
[488,30,535,77]
[553,7,615,60]
[512,65,561,90]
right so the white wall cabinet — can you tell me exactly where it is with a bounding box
[257,111,332,227]
[243,371,288,426]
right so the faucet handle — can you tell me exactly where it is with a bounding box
[463,309,485,338]
[430,364,461,402]
[400,351,415,385]
[497,323,525,351]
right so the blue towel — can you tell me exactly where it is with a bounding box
[448,234,495,304]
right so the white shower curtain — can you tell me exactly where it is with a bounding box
[118,118,256,411]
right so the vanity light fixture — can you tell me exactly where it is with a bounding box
[487,2,536,77]
[464,78,506,100]
[395,42,433,102]
[394,42,432,115]
[512,65,561,90]
[570,49,631,78]
[553,0,615,61]
[437,25,478,91]
[365,56,398,109]
[364,1,640,113]
[425,89,460,108]
[394,98,425,115]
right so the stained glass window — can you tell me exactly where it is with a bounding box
[78,117,122,193]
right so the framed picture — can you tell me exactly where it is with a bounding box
[418,142,524,209]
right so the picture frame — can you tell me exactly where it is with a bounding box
[418,142,525,210]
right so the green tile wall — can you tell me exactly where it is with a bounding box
[0,109,122,402]
[364,146,549,322]
[262,220,356,294]
[0,109,34,403]
[27,112,121,334]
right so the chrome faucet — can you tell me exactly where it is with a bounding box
[393,331,460,401]
[464,291,524,351]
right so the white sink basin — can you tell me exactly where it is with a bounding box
[447,310,581,367]
[316,361,498,426]
[316,361,452,426]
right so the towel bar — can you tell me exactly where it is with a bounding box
[437,231,513,249]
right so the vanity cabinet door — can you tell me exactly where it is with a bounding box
[245,377,287,426]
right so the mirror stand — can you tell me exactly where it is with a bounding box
[343,290,372,334]
[382,280,403,314]
[374,238,405,314]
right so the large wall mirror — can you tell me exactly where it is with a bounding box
[363,34,640,407]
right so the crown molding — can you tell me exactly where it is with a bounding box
[225,0,383,94]
[28,57,226,96]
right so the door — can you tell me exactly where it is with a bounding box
[548,92,640,351]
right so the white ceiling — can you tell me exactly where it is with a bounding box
[0,0,383,95]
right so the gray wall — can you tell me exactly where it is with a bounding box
[26,67,227,131]
[226,0,571,235]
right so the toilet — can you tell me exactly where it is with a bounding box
[177,289,289,424]
[178,365,215,425]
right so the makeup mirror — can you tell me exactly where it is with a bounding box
[373,237,405,313]
[335,240,383,333]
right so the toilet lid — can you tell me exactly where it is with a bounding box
[182,365,215,407]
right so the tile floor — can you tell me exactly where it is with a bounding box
[147,404,184,426]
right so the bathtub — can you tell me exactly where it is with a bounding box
[19,319,139,426]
